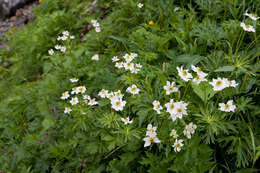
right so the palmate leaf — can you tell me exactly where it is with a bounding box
[191,81,216,103]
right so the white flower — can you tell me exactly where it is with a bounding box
[114,90,124,100]
[219,100,236,112]
[165,99,176,116]
[143,134,160,147]
[121,117,133,125]
[153,100,163,114]
[62,31,70,36]
[98,89,108,98]
[88,98,98,106]
[209,77,229,91]
[240,22,255,32]
[71,87,80,94]
[48,49,54,55]
[146,124,157,136]
[130,53,138,58]
[55,45,61,50]
[174,7,180,12]
[228,80,238,88]
[112,56,119,62]
[126,84,140,95]
[91,20,100,27]
[123,53,134,62]
[176,66,193,81]
[170,129,178,139]
[173,101,188,119]
[183,122,197,139]
[192,73,208,84]
[91,54,99,61]
[70,97,79,105]
[70,35,75,39]
[57,36,62,41]
[60,46,66,53]
[78,86,86,94]
[136,63,142,69]
[191,65,207,75]
[172,139,184,152]
[130,67,140,74]
[123,62,134,70]
[70,78,79,83]
[244,11,259,21]
[163,81,178,95]
[91,19,98,25]
[106,92,115,100]
[61,35,68,41]
[61,91,70,100]
[64,107,72,114]
[95,27,101,33]
[137,3,143,8]
[111,98,126,111]
[83,94,91,100]
[115,62,124,69]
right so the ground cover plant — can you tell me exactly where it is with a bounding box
[0,0,260,172]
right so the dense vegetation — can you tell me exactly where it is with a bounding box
[0,0,260,172]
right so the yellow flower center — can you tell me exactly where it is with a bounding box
[156,104,161,109]
[177,108,182,113]
[216,81,222,86]
[149,137,155,143]
[245,24,250,29]
[182,70,187,76]
[225,104,230,109]
[170,104,175,110]
[197,67,202,73]
[131,87,136,92]
[169,86,173,91]
[116,101,121,106]
[196,75,200,80]
[176,143,181,148]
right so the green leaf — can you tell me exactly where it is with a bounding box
[191,81,216,103]
[42,118,55,130]
[214,66,236,72]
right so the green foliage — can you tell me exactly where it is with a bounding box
[0,0,260,172]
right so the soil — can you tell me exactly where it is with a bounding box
[0,1,38,49]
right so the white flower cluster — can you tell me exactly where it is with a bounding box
[175,65,238,91]
[57,30,75,41]
[61,78,99,114]
[143,124,161,147]
[183,122,197,139]
[165,99,188,121]
[98,89,126,111]
[209,77,238,91]
[113,53,142,74]
[48,30,75,55]
[91,20,101,33]
[240,11,259,32]
[176,65,208,84]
